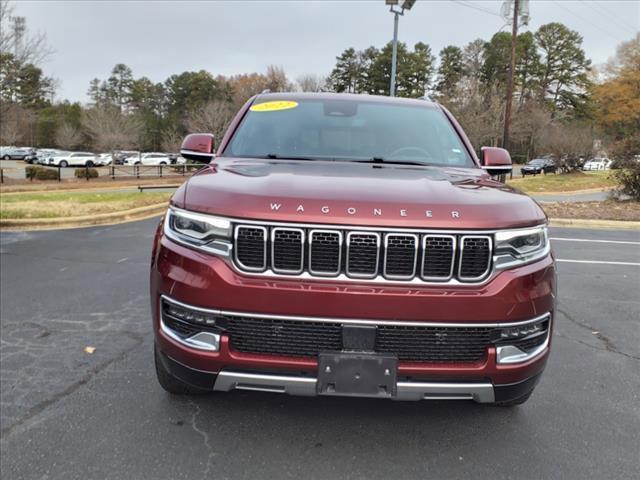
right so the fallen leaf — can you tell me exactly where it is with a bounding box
[84,346,96,354]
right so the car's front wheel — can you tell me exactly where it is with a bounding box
[154,345,208,395]
[59,160,68,168]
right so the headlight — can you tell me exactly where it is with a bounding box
[164,208,232,256]
[494,226,550,269]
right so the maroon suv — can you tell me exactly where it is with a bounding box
[150,93,555,406]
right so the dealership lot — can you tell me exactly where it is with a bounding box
[0,219,638,480]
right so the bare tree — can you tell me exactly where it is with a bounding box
[185,100,234,146]
[82,106,143,153]
[0,101,34,145]
[227,73,268,109]
[160,127,183,154]
[55,122,83,149]
[0,115,20,145]
[296,74,326,92]
[537,122,594,170]
[264,65,292,92]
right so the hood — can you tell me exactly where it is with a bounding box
[176,158,546,229]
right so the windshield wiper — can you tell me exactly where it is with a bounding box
[264,154,318,161]
[356,157,430,166]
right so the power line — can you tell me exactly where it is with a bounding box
[585,1,639,36]
[450,0,503,19]
[581,0,638,33]
[552,1,628,43]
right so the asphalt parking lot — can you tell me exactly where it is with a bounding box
[1,219,638,480]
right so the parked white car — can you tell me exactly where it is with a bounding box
[123,153,171,166]
[583,158,611,171]
[36,149,63,164]
[47,151,98,168]
[95,153,113,166]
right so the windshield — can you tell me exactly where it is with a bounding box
[224,98,475,167]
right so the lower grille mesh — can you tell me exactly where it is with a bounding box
[222,316,494,363]
[223,316,342,357]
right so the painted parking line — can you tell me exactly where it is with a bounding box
[550,237,640,246]
[557,259,640,267]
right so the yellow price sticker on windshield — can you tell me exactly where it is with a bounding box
[250,100,298,112]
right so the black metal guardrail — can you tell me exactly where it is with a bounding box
[0,162,211,184]
[108,162,210,180]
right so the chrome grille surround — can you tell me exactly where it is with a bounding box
[271,227,304,274]
[458,235,493,282]
[384,233,419,280]
[422,234,456,281]
[232,221,495,285]
[308,229,343,277]
[234,225,267,272]
[346,232,381,279]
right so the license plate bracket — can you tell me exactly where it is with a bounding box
[317,352,397,398]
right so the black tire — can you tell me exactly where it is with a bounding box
[2,155,10,160]
[135,161,141,165]
[159,161,167,165]
[86,160,94,167]
[493,389,534,407]
[59,160,68,168]
[154,345,207,395]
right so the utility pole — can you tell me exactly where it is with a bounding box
[502,0,519,150]
[390,10,399,97]
[386,0,416,97]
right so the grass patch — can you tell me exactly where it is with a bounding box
[0,191,171,219]
[507,171,616,193]
[541,200,640,222]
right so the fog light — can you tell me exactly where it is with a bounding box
[163,300,217,327]
[499,323,543,340]
[495,315,551,364]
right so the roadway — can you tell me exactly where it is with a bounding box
[1,219,638,479]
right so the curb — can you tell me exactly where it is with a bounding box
[549,218,640,230]
[0,202,168,231]
[531,187,613,196]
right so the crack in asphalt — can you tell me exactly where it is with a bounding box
[187,400,216,479]
[0,330,144,439]
[556,306,640,361]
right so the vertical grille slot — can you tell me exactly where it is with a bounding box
[271,228,304,274]
[384,234,418,279]
[422,235,455,280]
[459,236,492,280]
[235,226,267,271]
[346,232,380,278]
[309,230,342,276]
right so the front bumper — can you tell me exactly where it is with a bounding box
[156,348,542,403]
[151,232,555,399]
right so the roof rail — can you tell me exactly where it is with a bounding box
[418,95,432,101]
[261,89,271,94]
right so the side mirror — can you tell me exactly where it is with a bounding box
[180,133,215,163]
[480,147,512,176]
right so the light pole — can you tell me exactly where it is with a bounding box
[386,0,416,97]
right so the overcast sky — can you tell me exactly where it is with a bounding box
[13,0,640,103]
